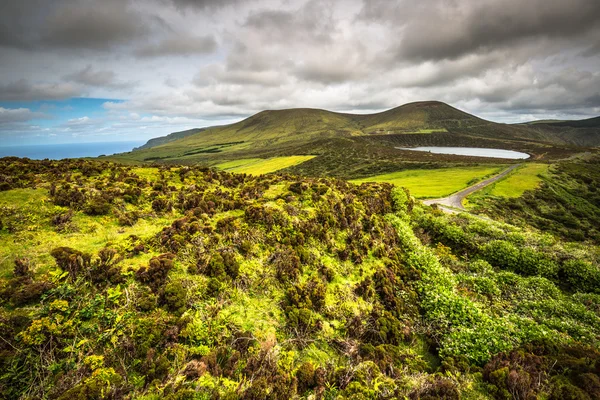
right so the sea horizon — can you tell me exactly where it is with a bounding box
[0,140,146,160]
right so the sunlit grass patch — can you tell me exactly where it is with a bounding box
[215,158,262,170]
[351,166,503,198]
[487,163,550,198]
[219,156,316,175]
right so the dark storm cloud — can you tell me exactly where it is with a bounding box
[135,35,217,57]
[0,0,52,49]
[40,0,152,50]
[367,0,600,61]
[0,79,81,101]
[0,0,165,51]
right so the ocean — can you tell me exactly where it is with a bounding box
[0,141,146,160]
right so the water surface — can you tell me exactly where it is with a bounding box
[0,141,145,160]
[396,146,530,159]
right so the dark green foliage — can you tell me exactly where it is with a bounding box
[284,277,327,311]
[410,376,460,400]
[51,184,86,208]
[561,259,600,293]
[51,210,73,229]
[483,344,600,400]
[90,247,123,286]
[135,286,157,312]
[481,240,558,278]
[13,257,31,278]
[296,362,316,394]
[365,307,410,346]
[285,306,321,339]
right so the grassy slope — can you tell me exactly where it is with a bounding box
[350,165,503,198]
[468,157,600,241]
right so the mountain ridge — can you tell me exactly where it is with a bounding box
[136,101,556,151]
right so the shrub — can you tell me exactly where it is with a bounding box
[135,253,176,292]
[284,277,327,311]
[160,281,187,315]
[204,249,239,280]
[296,362,316,394]
[270,247,302,283]
[90,247,123,286]
[561,259,600,293]
[152,197,171,212]
[83,196,111,215]
[50,246,91,280]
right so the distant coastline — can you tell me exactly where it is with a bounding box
[0,141,145,160]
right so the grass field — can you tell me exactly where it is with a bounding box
[0,188,170,276]
[216,156,316,175]
[487,163,550,198]
[351,166,503,198]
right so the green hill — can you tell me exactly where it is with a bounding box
[137,101,548,154]
[109,101,594,179]
[126,102,554,160]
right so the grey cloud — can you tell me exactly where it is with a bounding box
[40,0,151,50]
[244,1,335,45]
[167,0,240,10]
[365,0,600,61]
[0,0,53,49]
[0,79,81,101]
[0,0,160,51]
[294,59,367,84]
[0,107,50,124]
[135,35,217,57]
[64,65,136,89]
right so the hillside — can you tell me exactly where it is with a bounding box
[517,116,600,147]
[119,101,582,173]
[134,128,208,150]
[1,157,599,399]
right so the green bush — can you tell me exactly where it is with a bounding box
[561,259,600,293]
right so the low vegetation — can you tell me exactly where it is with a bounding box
[0,156,599,399]
[469,157,600,242]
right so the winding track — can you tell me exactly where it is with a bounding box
[422,164,521,213]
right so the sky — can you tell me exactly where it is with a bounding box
[1,0,599,146]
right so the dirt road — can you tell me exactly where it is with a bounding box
[422,164,521,212]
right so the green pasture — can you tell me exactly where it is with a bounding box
[216,156,316,175]
[351,166,503,198]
